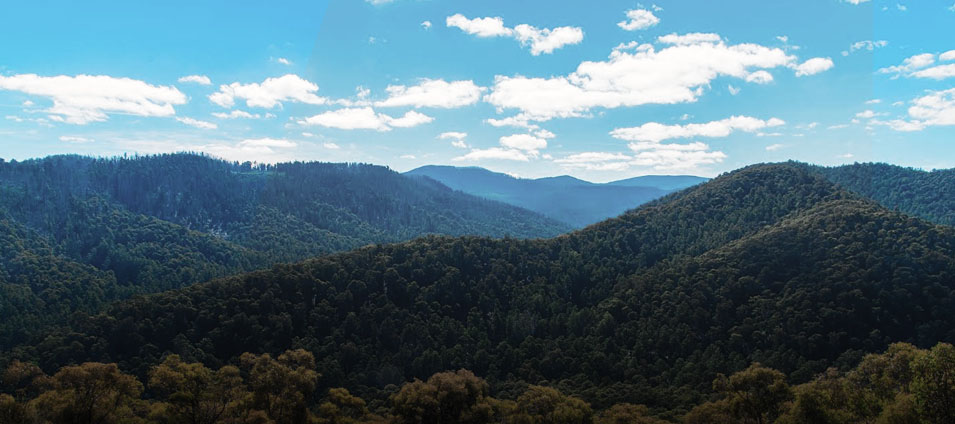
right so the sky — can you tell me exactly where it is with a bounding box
[0,0,953,181]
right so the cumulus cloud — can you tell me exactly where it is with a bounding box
[439,132,469,148]
[453,132,548,162]
[618,9,660,31]
[941,50,955,61]
[421,21,432,30]
[298,107,433,131]
[178,75,211,85]
[878,53,936,78]
[446,14,583,55]
[793,57,834,76]
[276,57,292,65]
[484,33,803,123]
[745,70,774,84]
[209,74,325,109]
[0,74,186,124]
[910,64,955,80]
[323,142,341,149]
[869,88,955,131]
[610,116,785,143]
[212,110,261,119]
[176,117,218,130]
[499,134,547,153]
[376,79,485,108]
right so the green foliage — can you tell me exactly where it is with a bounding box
[0,153,567,349]
[804,162,955,226]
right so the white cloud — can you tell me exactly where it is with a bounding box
[727,85,741,95]
[745,70,774,84]
[446,14,582,55]
[657,32,722,45]
[499,134,547,154]
[485,114,539,129]
[868,88,955,132]
[209,74,325,109]
[366,0,394,4]
[878,53,935,77]
[485,33,800,123]
[421,21,432,30]
[765,143,784,151]
[855,109,886,119]
[212,110,260,119]
[178,75,211,85]
[628,141,726,171]
[618,9,660,31]
[400,154,416,159]
[453,132,549,162]
[513,24,584,55]
[793,57,834,76]
[176,117,218,130]
[439,132,469,148]
[610,116,785,142]
[776,35,789,43]
[276,57,292,66]
[0,74,186,124]
[844,40,888,55]
[446,14,512,37]
[941,50,955,61]
[865,99,882,104]
[897,3,907,11]
[910,64,955,80]
[438,131,468,140]
[554,152,632,171]
[453,147,530,162]
[844,0,870,4]
[59,135,93,143]
[376,79,485,108]
[323,142,341,149]
[533,129,555,139]
[298,107,433,131]
[387,110,434,128]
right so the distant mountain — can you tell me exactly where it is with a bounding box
[405,165,706,227]
[803,162,955,226]
[0,153,569,347]
[18,163,955,414]
[607,174,709,190]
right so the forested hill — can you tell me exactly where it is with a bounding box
[405,165,706,227]
[0,153,568,347]
[803,162,955,226]
[13,163,955,416]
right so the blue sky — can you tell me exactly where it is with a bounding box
[1,0,953,181]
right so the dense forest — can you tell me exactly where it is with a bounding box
[803,162,955,227]
[3,342,954,423]
[6,163,955,421]
[0,154,568,348]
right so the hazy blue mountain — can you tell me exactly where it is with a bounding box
[608,175,709,190]
[405,165,707,227]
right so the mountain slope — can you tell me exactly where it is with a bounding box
[15,163,955,413]
[405,165,705,227]
[0,154,568,347]
[805,162,955,226]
